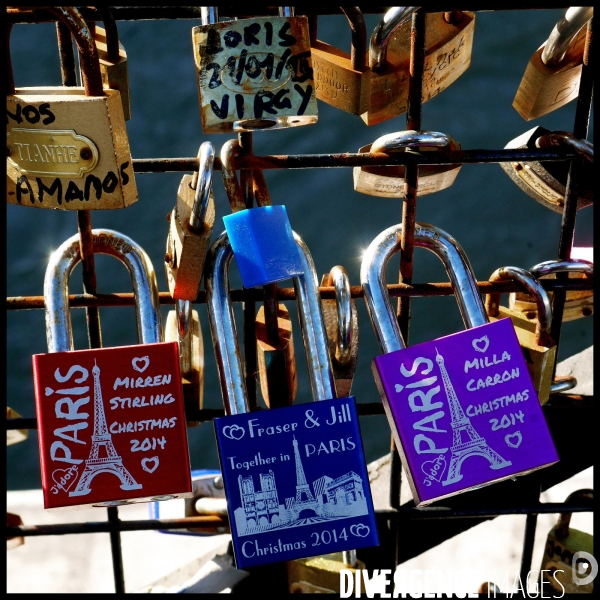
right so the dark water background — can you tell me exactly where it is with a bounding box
[7,9,593,490]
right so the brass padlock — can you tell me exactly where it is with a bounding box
[6,407,28,446]
[540,489,594,594]
[320,266,359,398]
[513,7,593,121]
[165,142,216,301]
[353,130,461,197]
[7,513,25,550]
[164,300,204,426]
[499,126,593,213]
[485,266,557,405]
[192,7,318,133]
[363,8,476,126]
[509,259,593,323]
[94,7,131,121]
[7,7,137,210]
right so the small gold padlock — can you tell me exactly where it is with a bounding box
[486,266,557,404]
[540,489,594,594]
[164,300,204,426]
[165,142,216,301]
[509,259,593,323]
[513,7,593,121]
[7,7,137,210]
[499,126,593,214]
[320,266,359,398]
[353,130,461,197]
[6,407,28,446]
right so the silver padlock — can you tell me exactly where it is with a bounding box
[353,130,461,197]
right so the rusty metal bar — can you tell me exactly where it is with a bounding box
[55,21,77,86]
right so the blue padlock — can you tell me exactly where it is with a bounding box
[221,140,304,289]
[205,228,379,569]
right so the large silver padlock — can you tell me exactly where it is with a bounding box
[192,7,318,133]
[353,130,461,197]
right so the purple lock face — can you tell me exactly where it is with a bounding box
[372,318,559,506]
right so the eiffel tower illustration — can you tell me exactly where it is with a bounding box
[291,436,319,513]
[70,361,142,496]
[435,349,511,486]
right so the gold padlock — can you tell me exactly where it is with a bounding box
[509,259,593,323]
[540,489,594,594]
[353,130,461,197]
[165,142,216,301]
[164,300,204,426]
[192,7,318,133]
[499,126,593,214]
[94,7,131,121]
[7,7,137,210]
[6,407,28,446]
[320,266,359,398]
[486,266,557,404]
[513,7,593,121]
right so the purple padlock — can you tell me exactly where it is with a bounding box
[361,223,559,506]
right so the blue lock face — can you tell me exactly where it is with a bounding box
[214,397,379,569]
[223,205,304,288]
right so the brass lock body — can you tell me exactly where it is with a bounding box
[500,126,593,214]
[6,407,28,446]
[287,553,366,594]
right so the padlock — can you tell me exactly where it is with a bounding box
[320,266,359,398]
[205,228,378,569]
[7,513,25,550]
[165,141,216,300]
[362,223,559,506]
[221,139,304,288]
[192,7,318,133]
[540,489,594,594]
[513,7,593,121]
[32,229,192,510]
[94,7,131,121]
[7,7,137,210]
[353,130,461,197]
[485,266,557,405]
[509,258,593,323]
[6,407,28,446]
[499,126,593,213]
[362,8,476,126]
[164,300,204,426]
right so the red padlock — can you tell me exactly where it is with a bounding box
[33,229,192,510]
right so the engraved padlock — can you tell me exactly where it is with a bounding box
[164,300,204,426]
[7,7,137,209]
[362,8,476,126]
[32,229,192,510]
[165,141,216,300]
[206,228,378,569]
[540,489,594,594]
[513,7,593,121]
[485,266,557,405]
[509,258,593,323]
[221,139,304,288]
[362,223,559,506]
[192,7,318,133]
[353,130,461,197]
[94,7,131,121]
[6,407,28,446]
[320,266,359,398]
[500,126,593,213]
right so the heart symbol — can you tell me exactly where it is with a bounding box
[421,456,446,482]
[141,456,159,474]
[505,431,522,449]
[222,424,245,441]
[395,384,404,393]
[350,524,370,538]
[472,336,489,353]
[52,466,78,492]
[45,387,54,396]
[132,356,150,373]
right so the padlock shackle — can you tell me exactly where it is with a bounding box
[555,488,593,538]
[251,170,272,208]
[370,130,458,154]
[44,229,162,353]
[326,265,354,366]
[550,375,577,394]
[535,131,594,163]
[189,141,215,232]
[369,6,420,72]
[201,7,219,26]
[361,223,488,355]
[530,258,593,279]
[221,139,248,213]
[340,7,367,71]
[176,299,194,376]
[96,6,120,62]
[541,6,593,68]
[486,266,553,347]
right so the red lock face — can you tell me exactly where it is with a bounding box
[33,342,192,510]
